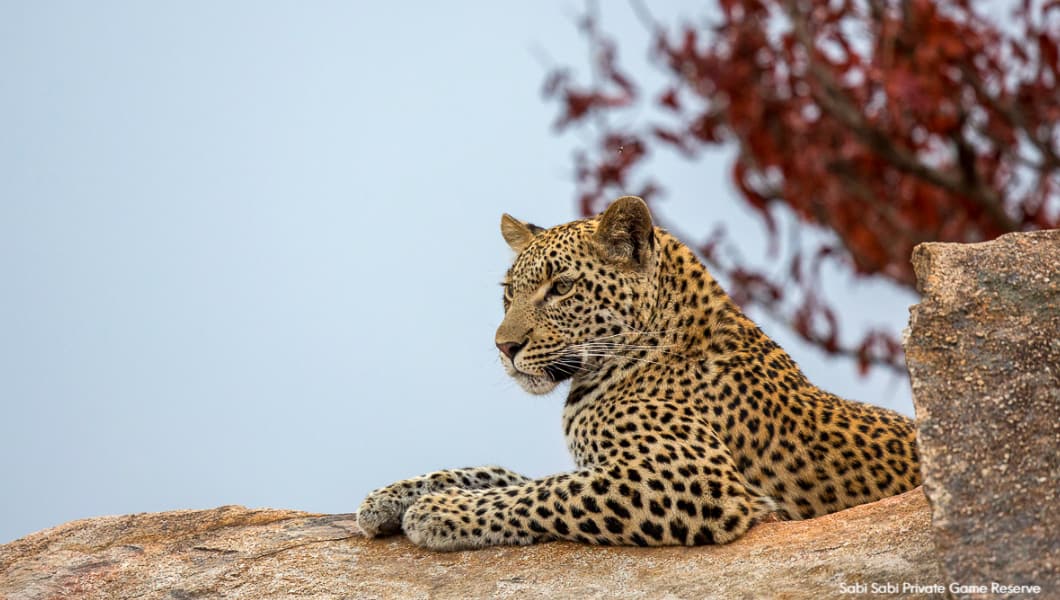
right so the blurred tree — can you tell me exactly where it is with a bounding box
[544,0,1059,374]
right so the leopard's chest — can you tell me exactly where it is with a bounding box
[563,401,606,468]
[562,389,699,470]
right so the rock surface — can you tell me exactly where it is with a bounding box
[905,230,1060,597]
[0,489,936,599]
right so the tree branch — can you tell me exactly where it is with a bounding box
[783,0,1020,232]
[960,63,1060,171]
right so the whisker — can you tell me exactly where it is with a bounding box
[569,341,690,361]
[571,352,672,369]
[531,324,697,374]
[572,342,681,352]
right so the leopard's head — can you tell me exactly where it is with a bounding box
[495,196,660,395]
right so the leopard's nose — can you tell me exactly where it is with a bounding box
[496,340,526,361]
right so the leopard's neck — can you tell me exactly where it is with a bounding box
[565,231,794,407]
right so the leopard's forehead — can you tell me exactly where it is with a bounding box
[506,219,597,287]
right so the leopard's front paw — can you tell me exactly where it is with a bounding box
[402,493,475,551]
[357,490,409,537]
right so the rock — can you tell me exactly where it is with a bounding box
[905,230,1060,597]
[0,489,936,599]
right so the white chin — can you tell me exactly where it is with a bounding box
[516,373,560,395]
[505,363,561,395]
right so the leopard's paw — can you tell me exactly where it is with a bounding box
[402,493,475,551]
[357,490,410,537]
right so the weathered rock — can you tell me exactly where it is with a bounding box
[905,230,1060,597]
[0,489,937,599]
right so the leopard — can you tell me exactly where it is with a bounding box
[357,195,921,551]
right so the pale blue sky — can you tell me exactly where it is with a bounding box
[0,1,915,543]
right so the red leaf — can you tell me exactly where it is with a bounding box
[659,88,681,111]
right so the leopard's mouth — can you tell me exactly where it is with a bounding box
[504,354,583,395]
[542,357,582,383]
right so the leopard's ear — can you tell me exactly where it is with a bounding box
[500,214,544,253]
[595,196,655,268]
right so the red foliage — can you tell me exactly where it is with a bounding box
[544,0,1060,374]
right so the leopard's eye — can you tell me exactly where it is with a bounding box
[550,279,574,297]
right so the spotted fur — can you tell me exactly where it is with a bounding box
[357,196,920,550]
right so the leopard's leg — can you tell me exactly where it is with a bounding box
[402,450,765,551]
[357,466,530,536]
